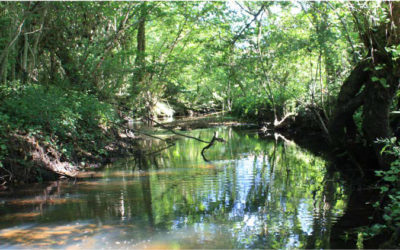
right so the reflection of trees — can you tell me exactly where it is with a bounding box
[142,129,347,248]
[137,154,155,228]
[305,170,337,248]
[0,127,348,248]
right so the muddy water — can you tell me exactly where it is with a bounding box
[0,127,348,248]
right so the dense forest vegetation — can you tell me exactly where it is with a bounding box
[1,1,400,247]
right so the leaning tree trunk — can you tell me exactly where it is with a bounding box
[328,60,369,146]
[329,61,399,169]
[328,2,400,170]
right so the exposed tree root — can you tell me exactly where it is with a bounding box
[6,133,78,180]
[1,124,141,184]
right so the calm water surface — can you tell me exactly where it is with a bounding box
[0,127,348,248]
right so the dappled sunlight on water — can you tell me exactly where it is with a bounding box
[0,224,96,247]
[0,127,348,248]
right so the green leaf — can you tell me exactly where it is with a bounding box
[379,78,388,88]
[380,145,389,155]
[383,214,391,221]
[383,175,396,182]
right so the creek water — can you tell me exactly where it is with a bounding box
[0,126,349,249]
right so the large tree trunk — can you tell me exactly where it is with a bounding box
[133,3,157,119]
[362,72,399,167]
[0,17,26,84]
[328,61,369,146]
[135,2,146,85]
[328,2,400,169]
[328,61,399,169]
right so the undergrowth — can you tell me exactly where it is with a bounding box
[355,138,400,248]
[0,82,121,182]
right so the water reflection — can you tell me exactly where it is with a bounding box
[0,127,347,248]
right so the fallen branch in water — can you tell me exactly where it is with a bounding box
[201,131,225,162]
[144,116,209,143]
[273,112,295,129]
[146,142,176,156]
[130,129,172,142]
[144,116,225,161]
[110,120,171,142]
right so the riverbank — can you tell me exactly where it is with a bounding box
[0,103,341,186]
[0,88,248,186]
[0,84,141,186]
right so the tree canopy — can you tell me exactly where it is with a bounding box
[1,1,400,247]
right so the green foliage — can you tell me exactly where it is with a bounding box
[352,107,364,138]
[0,2,357,119]
[232,95,269,119]
[1,84,116,137]
[0,83,118,161]
[0,111,10,168]
[358,138,400,247]
[376,138,400,229]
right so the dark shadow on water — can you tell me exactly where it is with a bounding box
[277,129,385,249]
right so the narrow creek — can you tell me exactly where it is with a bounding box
[0,126,349,248]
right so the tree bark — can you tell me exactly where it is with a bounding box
[0,18,26,83]
[135,2,146,85]
[362,72,399,167]
[328,60,369,145]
